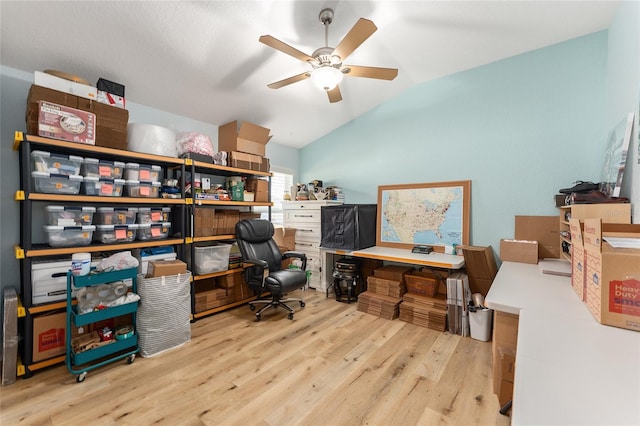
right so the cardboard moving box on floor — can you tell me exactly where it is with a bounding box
[583,219,640,332]
[499,239,538,264]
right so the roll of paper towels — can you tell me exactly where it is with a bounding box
[127,123,177,157]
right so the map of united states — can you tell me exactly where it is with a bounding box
[381,187,463,246]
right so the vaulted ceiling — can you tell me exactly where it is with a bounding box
[0,1,618,148]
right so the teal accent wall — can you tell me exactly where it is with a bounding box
[300,31,609,253]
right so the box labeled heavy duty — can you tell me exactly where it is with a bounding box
[218,120,272,156]
[499,239,538,264]
[321,204,377,250]
[32,311,67,362]
[583,219,640,332]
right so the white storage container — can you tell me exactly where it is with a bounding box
[31,150,83,175]
[45,205,95,226]
[81,158,125,179]
[82,177,125,196]
[137,222,171,241]
[93,224,139,244]
[95,207,138,225]
[124,180,161,198]
[43,225,95,247]
[136,207,171,224]
[124,163,162,183]
[188,243,232,275]
[31,258,99,305]
[32,172,82,194]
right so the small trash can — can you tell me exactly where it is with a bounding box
[469,308,493,342]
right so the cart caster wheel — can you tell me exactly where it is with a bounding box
[250,304,256,311]
[288,313,294,320]
[127,354,136,364]
[255,313,261,321]
[300,301,305,308]
[76,372,87,383]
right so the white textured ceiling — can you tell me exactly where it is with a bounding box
[0,1,618,148]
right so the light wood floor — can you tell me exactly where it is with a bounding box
[1,290,511,426]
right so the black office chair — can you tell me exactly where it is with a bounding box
[235,219,307,321]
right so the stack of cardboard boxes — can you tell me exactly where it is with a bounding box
[357,265,411,320]
[26,74,129,150]
[218,120,271,173]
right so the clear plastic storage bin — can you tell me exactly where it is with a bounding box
[31,150,83,175]
[45,206,95,226]
[136,207,171,224]
[32,172,83,194]
[93,224,139,244]
[43,225,95,247]
[81,158,125,179]
[124,180,161,198]
[136,222,171,241]
[95,207,138,225]
[82,177,125,196]
[188,243,232,275]
[124,163,162,183]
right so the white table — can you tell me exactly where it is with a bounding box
[485,262,640,425]
[350,246,465,269]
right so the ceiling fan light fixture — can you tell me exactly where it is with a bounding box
[311,66,343,91]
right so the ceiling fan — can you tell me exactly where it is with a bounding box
[259,8,398,103]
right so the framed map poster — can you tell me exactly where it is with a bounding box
[376,180,471,250]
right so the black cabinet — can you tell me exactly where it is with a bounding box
[320,204,377,251]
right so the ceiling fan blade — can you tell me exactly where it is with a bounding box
[267,72,310,89]
[332,18,377,62]
[343,65,398,80]
[259,35,315,63]
[327,86,342,103]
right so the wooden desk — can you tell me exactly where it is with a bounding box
[485,262,640,425]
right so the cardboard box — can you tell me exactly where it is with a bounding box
[515,215,560,259]
[227,151,270,172]
[27,85,129,150]
[497,347,516,406]
[32,311,66,362]
[492,311,519,394]
[461,245,498,297]
[569,218,587,301]
[218,120,272,156]
[194,208,215,237]
[37,101,96,145]
[34,71,97,100]
[245,178,269,202]
[146,259,187,278]
[273,227,297,252]
[583,219,640,332]
[499,239,539,264]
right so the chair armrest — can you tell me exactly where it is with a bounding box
[242,259,269,269]
[283,251,307,271]
[242,259,269,292]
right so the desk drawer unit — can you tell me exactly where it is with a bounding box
[282,200,342,291]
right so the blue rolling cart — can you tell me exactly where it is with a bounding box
[66,267,139,382]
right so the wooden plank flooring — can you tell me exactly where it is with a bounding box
[1,290,511,425]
